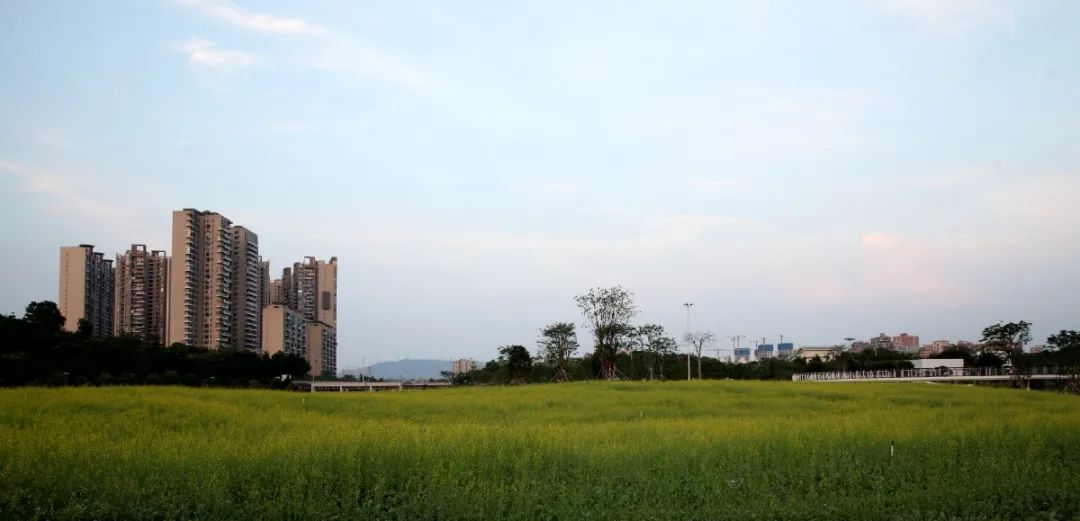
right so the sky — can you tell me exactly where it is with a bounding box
[1,0,1078,369]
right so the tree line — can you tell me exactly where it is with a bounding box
[0,301,311,388]
[455,287,1080,387]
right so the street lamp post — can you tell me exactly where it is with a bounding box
[683,302,693,381]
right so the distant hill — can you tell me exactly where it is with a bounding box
[344,359,452,380]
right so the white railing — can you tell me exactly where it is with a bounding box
[792,366,1068,382]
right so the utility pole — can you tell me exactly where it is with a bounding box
[683,302,693,381]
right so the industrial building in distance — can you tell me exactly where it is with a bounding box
[56,208,338,376]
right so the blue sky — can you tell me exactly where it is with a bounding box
[1,0,1078,368]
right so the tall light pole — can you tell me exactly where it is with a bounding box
[683,302,693,381]
[361,356,366,383]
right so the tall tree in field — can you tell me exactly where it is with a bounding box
[499,345,532,384]
[538,322,579,382]
[981,321,1032,365]
[684,331,715,379]
[575,286,637,380]
[637,324,677,380]
[1048,330,1080,393]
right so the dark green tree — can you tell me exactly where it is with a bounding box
[498,345,532,384]
[636,324,677,380]
[538,322,579,382]
[24,301,65,333]
[75,319,93,339]
[1047,330,1080,352]
[981,321,1031,361]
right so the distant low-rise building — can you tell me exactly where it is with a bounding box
[850,341,871,353]
[795,346,838,361]
[452,358,476,374]
[911,359,964,370]
[869,333,893,350]
[891,333,920,353]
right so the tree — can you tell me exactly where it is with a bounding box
[1048,330,1080,393]
[1047,330,1080,352]
[574,286,637,380]
[684,331,715,379]
[24,301,65,334]
[981,321,1032,368]
[75,319,93,339]
[931,345,976,365]
[498,345,532,384]
[636,324,677,380]
[538,322,579,382]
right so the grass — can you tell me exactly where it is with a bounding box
[1,381,1079,520]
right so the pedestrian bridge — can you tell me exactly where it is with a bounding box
[292,380,452,392]
[792,367,1074,383]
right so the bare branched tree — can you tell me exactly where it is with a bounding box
[574,286,637,380]
[684,331,715,379]
[539,322,579,382]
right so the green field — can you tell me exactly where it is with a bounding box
[1,382,1078,520]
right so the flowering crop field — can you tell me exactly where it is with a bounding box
[1,382,1078,520]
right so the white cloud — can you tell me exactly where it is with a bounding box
[174,38,254,69]
[309,35,434,90]
[694,179,740,191]
[0,161,119,220]
[175,0,324,36]
[541,182,578,194]
[174,1,434,92]
[879,0,1017,33]
[857,231,969,303]
[647,214,756,235]
[33,130,71,148]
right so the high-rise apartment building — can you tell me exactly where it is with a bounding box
[290,257,338,327]
[114,244,169,343]
[259,260,271,308]
[167,209,252,350]
[267,278,285,306]
[281,267,295,310]
[270,256,339,374]
[262,304,306,357]
[231,226,262,352]
[58,244,115,336]
[755,343,775,360]
[305,322,337,377]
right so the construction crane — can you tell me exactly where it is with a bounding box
[729,335,745,349]
[708,347,736,362]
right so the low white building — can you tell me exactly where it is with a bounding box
[910,358,964,370]
[795,347,839,361]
